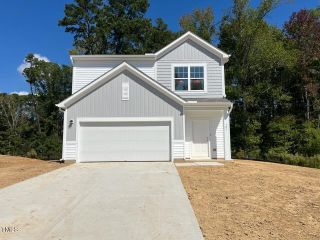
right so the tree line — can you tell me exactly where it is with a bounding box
[0,0,319,167]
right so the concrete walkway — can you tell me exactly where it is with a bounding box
[0,163,203,240]
[175,161,224,167]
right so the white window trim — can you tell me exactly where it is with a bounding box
[171,63,207,93]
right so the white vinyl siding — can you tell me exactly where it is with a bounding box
[63,141,77,160]
[72,67,111,93]
[157,40,223,98]
[173,140,184,159]
[72,60,155,93]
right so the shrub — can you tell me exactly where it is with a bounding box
[265,152,320,169]
[33,134,62,160]
[298,122,320,156]
[234,149,245,159]
[26,149,38,159]
[233,149,260,159]
[266,115,298,154]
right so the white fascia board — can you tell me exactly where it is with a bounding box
[69,55,74,65]
[70,54,155,65]
[184,105,231,111]
[187,32,230,59]
[184,101,233,107]
[56,62,185,109]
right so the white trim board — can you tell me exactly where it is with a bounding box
[62,109,67,160]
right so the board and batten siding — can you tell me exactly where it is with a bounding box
[72,60,155,93]
[156,40,223,98]
[65,71,184,158]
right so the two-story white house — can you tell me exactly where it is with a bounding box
[57,32,232,163]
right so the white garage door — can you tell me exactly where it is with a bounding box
[78,121,171,162]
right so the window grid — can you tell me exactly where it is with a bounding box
[190,66,204,90]
[174,66,189,91]
[174,65,205,92]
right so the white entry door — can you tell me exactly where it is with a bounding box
[78,121,171,162]
[192,119,210,158]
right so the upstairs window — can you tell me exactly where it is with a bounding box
[174,67,188,91]
[190,66,204,90]
[174,65,205,91]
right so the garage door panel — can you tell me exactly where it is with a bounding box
[78,121,171,162]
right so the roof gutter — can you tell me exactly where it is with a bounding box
[70,54,156,63]
[183,102,232,107]
[228,102,234,114]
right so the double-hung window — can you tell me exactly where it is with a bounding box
[174,65,205,91]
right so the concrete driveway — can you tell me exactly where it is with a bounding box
[0,162,203,240]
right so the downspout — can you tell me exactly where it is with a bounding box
[228,103,233,114]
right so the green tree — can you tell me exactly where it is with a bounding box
[59,0,105,54]
[143,18,178,53]
[59,0,176,54]
[266,115,298,154]
[21,54,72,159]
[299,121,320,156]
[0,94,29,155]
[284,9,320,120]
[179,7,215,42]
[103,0,151,54]
[219,0,296,158]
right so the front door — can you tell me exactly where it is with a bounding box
[192,119,210,158]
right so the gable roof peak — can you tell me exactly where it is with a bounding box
[154,31,230,62]
[56,61,185,109]
[70,32,230,64]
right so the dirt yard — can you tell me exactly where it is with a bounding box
[0,155,71,188]
[177,160,320,240]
